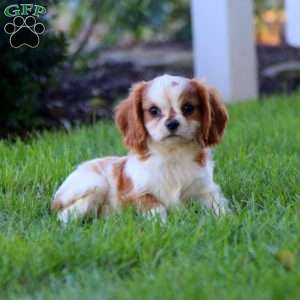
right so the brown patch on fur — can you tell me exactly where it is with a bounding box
[85,157,118,174]
[86,161,105,174]
[115,82,149,158]
[180,86,204,122]
[189,80,228,147]
[113,159,161,210]
[51,190,92,212]
[51,196,63,211]
[113,158,134,205]
[137,194,161,210]
[194,149,208,166]
[171,81,179,86]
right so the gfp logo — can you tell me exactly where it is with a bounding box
[3,4,47,48]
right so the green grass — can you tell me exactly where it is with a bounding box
[1,93,300,300]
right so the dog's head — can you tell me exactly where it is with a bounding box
[115,74,228,156]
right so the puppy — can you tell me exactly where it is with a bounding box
[51,74,229,223]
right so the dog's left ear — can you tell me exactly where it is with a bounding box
[191,80,228,147]
[115,81,148,156]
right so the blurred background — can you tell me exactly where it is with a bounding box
[0,0,298,138]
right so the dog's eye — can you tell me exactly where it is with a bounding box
[149,106,161,117]
[181,103,194,116]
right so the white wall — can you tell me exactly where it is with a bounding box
[285,0,300,47]
[191,0,258,102]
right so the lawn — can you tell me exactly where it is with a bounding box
[1,94,300,300]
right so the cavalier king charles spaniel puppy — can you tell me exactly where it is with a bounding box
[51,74,229,223]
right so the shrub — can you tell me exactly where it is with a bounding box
[0,0,67,129]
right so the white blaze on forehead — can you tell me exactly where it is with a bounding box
[146,74,189,109]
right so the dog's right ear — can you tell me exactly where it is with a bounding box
[115,82,148,155]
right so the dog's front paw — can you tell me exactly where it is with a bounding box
[142,206,168,223]
[200,189,230,216]
[212,200,231,216]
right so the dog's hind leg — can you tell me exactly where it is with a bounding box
[51,159,110,223]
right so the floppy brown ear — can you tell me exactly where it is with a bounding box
[190,80,211,146]
[191,80,228,147]
[206,88,228,146]
[115,82,148,155]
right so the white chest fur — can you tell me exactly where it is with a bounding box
[125,142,215,207]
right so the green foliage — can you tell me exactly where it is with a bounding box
[255,0,284,14]
[66,0,191,49]
[66,0,284,51]
[106,1,176,40]
[1,94,300,299]
[0,0,67,128]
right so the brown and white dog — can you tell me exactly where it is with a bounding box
[51,74,229,223]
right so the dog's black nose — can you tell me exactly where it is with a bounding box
[165,119,180,132]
